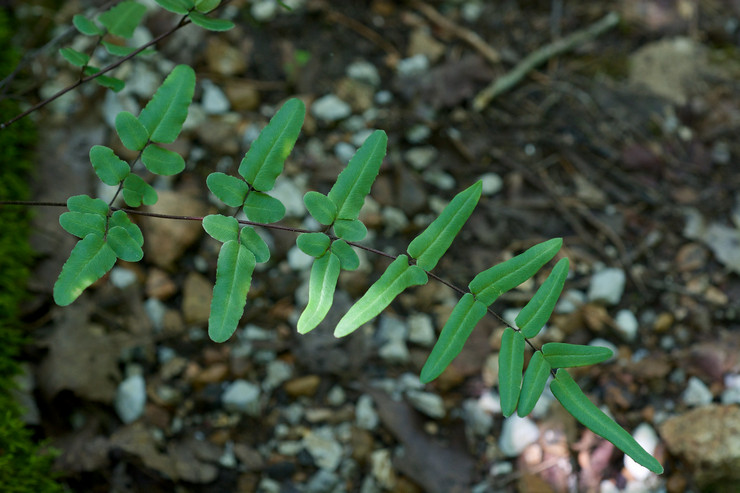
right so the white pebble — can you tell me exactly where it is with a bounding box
[355,394,379,430]
[498,415,539,457]
[406,390,445,419]
[681,376,713,407]
[110,267,137,289]
[615,309,639,341]
[479,172,503,195]
[588,268,626,305]
[115,374,146,424]
[222,379,261,416]
[201,80,230,115]
[311,94,352,122]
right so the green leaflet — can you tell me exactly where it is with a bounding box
[102,41,142,57]
[304,191,336,225]
[122,174,158,207]
[239,98,305,191]
[115,111,150,151]
[469,238,562,306]
[207,172,249,208]
[67,195,109,216]
[59,47,90,67]
[137,65,195,144]
[244,192,285,223]
[516,257,570,338]
[239,227,270,263]
[333,219,367,242]
[328,130,386,221]
[84,66,125,92]
[499,327,525,417]
[59,212,106,239]
[550,369,663,474]
[90,145,130,185]
[334,255,428,337]
[331,240,359,271]
[107,226,143,262]
[53,233,117,306]
[108,210,143,246]
[73,15,103,36]
[297,233,331,258]
[208,240,256,343]
[517,351,551,417]
[194,0,220,12]
[99,0,146,38]
[141,144,185,175]
[202,214,239,243]
[420,292,487,383]
[407,181,481,271]
[155,0,194,15]
[188,11,234,31]
[542,343,613,368]
[297,252,341,334]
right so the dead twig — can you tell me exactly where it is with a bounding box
[473,11,620,111]
[323,9,401,63]
[410,0,500,65]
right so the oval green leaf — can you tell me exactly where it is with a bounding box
[102,41,141,57]
[89,145,130,186]
[297,252,341,334]
[195,0,220,12]
[154,0,193,14]
[408,181,481,271]
[327,130,387,221]
[141,144,185,176]
[334,255,428,337]
[206,172,249,208]
[499,327,525,417]
[208,241,256,343]
[330,239,359,271]
[304,191,336,225]
[138,65,195,144]
[517,351,551,417]
[73,15,103,36]
[94,74,125,92]
[420,292,487,383]
[238,98,305,191]
[59,212,107,239]
[542,342,613,368]
[107,225,144,262]
[122,174,158,207]
[243,192,285,223]
[115,111,150,151]
[296,232,330,258]
[239,226,270,263]
[188,10,234,31]
[53,233,117,306]
[108,210,143,246]
[550,369,663,474]
[67,195,109,216]
[99,0,147,38]
[333,218,367,242]
[202,214,239,243]
[469,238,563,306]
[516,257,570,338]
[59,47,90,67]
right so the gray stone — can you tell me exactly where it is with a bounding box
[682,376,713,407]
[201,79,230,114]
[587,268,626,305]
[355,394,379,430]
[405,124,431,144]
[303,427,343,471]
[479,172,503,196]
[462,398,493,437]
[406,390,446,419]
[222,379,261,416]
[115,374,146,424]
[374,90,392,105]
[422,169,456,190]
[396,54,429,78]
[555,289,586,314]
[334,141,356,163]
[263,360,293,391]
[370,449,396,489]
[311,94,352,122]
[327,385,346,406]
[110,267,138,289]
[615,309,639,341]
[288,245,314,271]
[404,146,437,170]
[407,313,436,347]
[347,60,381,87]
[378,338,409,363]
[251,0,278,21]
[498,415,540,457]
[270,177,305,217]
[306,469,341,493]
[722,374,740,405]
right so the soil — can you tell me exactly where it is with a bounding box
[5,0,740,492]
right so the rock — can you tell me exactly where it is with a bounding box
[182,272,213,326]
[110,267,138,289]
[284,375,321,397]
[288,245,314,271]
[311,94,352,122]
[334,141,356,163]
[206,37,248,76]
[587,268,626,305]
[347,60,381,87]
[201,79,230,115]
[407,313,436,347]
[479,172,503,196]
[462,398,493,437]
[224,80,260,111]
[405,124,431,144]
[406,390,445,419]
[270,177,305,217]
[115,374,146,424]
[355,394,379,430]
[336,77,375,113]
[624,423,660,481]
[615,309,639,341]
[144,298,167,332]
[146,268,177,300]
[681,376,713,407]
[404,146,437,170]
[370,448,397,489]
[408,27,445,63]
[302,427,343,471]
[379,338,409,363]
[722,374,740,405]
[141,190,210,269]
[660,405,740,487]
[263,360,293,391]
[306,469,340,493]
[327,385,346,406]
[422,169,456,190]
[396,54,429,79]
[222,379,261,416]
[499,415,540,457]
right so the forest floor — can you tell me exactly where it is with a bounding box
[7,0,740,492]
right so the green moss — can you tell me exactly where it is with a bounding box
[0,9,65,493]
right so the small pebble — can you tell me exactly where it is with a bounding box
[144,298,167,332]
[396,54,429,78]
[311,94,352,122]
[302,427,343,471]
[615,309,639,341]
[334,141,356,163]
[115,374,146,424]
[422,169,456,190]
[407,313,436,347]
[479,172,503,196]
[263,360,293,391]
[201,79,230,114]
[355,394,379,430]
[110,267,137,289]
[406,124,431,143]
[588,268,626,305]
[222,379,261,416]
[462,398,493,436]
[404,146,437,170]
[681,376,713,407]
[498,415,539,457]
[347,60,381,87]
[406,390,446,419]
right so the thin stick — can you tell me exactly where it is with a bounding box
[473,11,619,111]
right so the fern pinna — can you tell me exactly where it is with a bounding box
[51,63,663,474]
